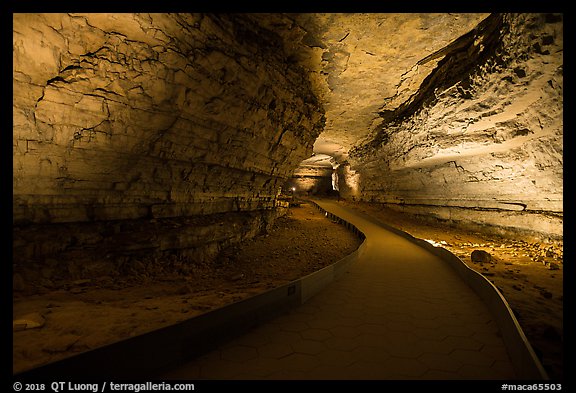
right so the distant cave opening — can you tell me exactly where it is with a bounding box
[286,154,340,197]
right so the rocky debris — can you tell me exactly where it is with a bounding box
[42,334,82,354]
[170,284,192,296]
[228,273,245,282]
[13,312,45,331]
[13,273,26,292]
[541,325,562,342]
[540,290,553,299]
[13,209,289,296]
[72,279,92,286]
[471,249,492,263]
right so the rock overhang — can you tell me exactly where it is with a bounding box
[251,12,492,165]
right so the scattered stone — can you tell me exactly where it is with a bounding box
[41,267,55,279]
[512,284,523,291]
[540,290,553,299]
[41,278,56,289]
[13,312,45,331]
[541,325,562,341]
[547,262,559,270]
[72,279,91,286]
[191,304,212,311]
[172,284,192,295]
[42,334,81,353]
[229,273,245,281]
[13,273,26,291]
[45,258,59,267]
[471,250,492,263]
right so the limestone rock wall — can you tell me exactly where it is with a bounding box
[13,13,324,225]
[13,208,286,291]
[345,13,563,239]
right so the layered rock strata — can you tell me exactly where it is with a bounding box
[13,209,285,292]
[343,13,563,240]
[13,13,324,224]
[13,13,324,269]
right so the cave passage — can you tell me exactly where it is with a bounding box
[13,12,562,380]
[159,200,521,380]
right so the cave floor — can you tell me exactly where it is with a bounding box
[160,198,517,380]
[12,201,362,375]
[12,199,562,380]
[335,198,563,381]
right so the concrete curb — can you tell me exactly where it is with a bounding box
[17,199,546,380]
[15,204,366,379]
[412,239,549,380]
[312,200,548,380]
[300,207,366,303]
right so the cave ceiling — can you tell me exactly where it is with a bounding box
[250,13,491,166]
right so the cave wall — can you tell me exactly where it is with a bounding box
[13,13,324,225]
[12,13,325,274]
[343,13,563,240]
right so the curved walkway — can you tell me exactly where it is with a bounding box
[160,200,517,379]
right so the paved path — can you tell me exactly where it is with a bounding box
[160,200,516,379]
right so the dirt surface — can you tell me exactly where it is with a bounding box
[12,201,362,375]
[13,199,563,379]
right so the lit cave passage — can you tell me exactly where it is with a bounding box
[13,13,563,380]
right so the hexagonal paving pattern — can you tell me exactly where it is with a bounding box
[160,201,521,380]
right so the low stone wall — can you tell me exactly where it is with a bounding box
[374,202,563,242]
[14,201,364,379]
[13,207,288,292]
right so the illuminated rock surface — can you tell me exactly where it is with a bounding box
[13,13,324,225]
[284,13,563,240]
[13,12,562,245]
[12,16,563,378]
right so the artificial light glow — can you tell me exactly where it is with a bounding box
[291,187,296,192]
[342,164,361,198]
[424,239,448,247]
[331,171,339,191]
